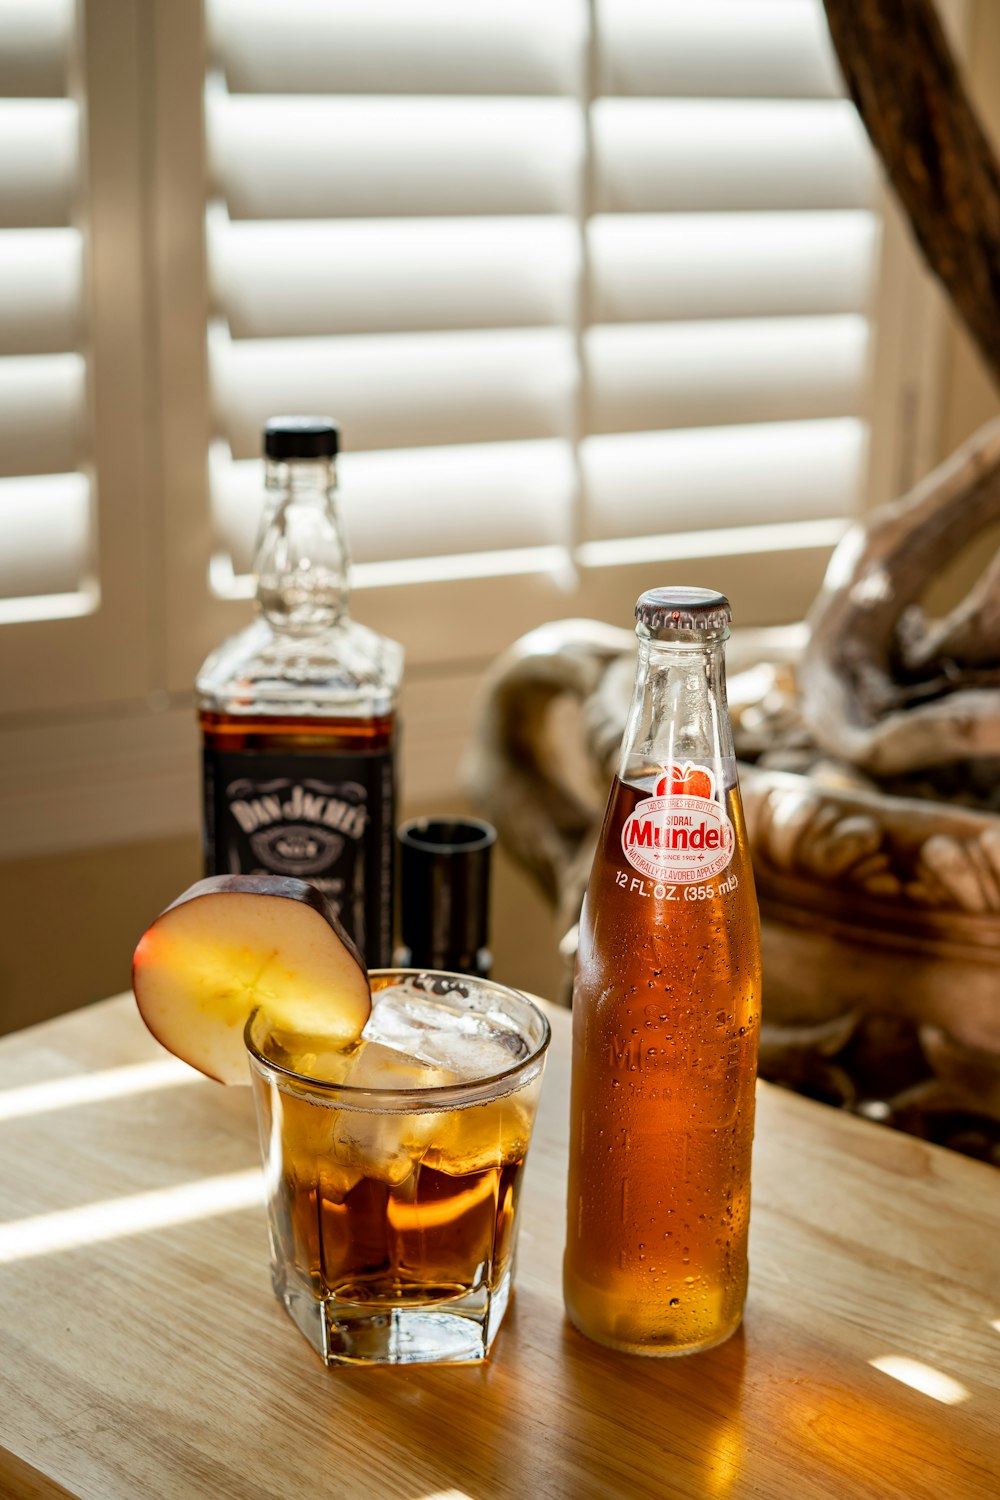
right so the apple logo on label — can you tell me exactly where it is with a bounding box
[654,762,716,801]
[250,825,345,876]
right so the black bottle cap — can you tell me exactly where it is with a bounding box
[263,416,340,460]
[398,817,496,978]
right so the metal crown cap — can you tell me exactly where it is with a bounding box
[635,586,732,639]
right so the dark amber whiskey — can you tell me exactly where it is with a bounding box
[199,709,396,755]
[200,708,399,967]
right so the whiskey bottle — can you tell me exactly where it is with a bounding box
[196,417,403,966]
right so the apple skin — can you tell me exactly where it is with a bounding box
[155,875,367,974]
[131,875,371,1085]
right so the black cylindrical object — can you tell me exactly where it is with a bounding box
[397,816,495,977]
[263,415,340,459]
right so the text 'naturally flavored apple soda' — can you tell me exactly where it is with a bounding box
[197,418,403,966]
[564,586,761,1356]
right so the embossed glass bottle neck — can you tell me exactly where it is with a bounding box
[618,634,734,786]
[255,457,350,636]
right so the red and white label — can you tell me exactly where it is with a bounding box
[622,762,734,883]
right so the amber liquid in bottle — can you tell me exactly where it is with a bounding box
[199,708,400,969]
[564,587,761,1356]
[200,710,396,757]
[564,776,759,1355]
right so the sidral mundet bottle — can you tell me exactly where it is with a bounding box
[196,417,403,967]
[564,586,761,1355]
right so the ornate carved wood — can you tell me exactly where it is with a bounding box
[799,417,1000,773]
[468,619,1000,1147]
[822,0,1000,392]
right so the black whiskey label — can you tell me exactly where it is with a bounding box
[202,745,395,967]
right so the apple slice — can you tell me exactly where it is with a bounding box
[132,875,371,1084]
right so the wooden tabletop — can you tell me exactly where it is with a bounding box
[0,996,998,1500]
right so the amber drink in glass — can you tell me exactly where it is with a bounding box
[246,970,550,1365]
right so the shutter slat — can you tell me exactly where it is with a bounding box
[207,93,584,219]
[598,0,842,100]
[209,214,580,338]
[590,211,877,323]
[212,439,574,575]
[208,0,585,96]
[0,0,73,98]
[595,100,874,212]
[582,418,865,541]
[587,316,869,434]
[0,470,89,598]
[210,327,579,457]
[0,229,82,354]
[201,1,884,599]
[0,4,90,619]
[0,352,86,477]
[0,99,78,228]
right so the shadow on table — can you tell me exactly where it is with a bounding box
[278,1286,748,1500]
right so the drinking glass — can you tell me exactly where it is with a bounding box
[246,969,550,1366]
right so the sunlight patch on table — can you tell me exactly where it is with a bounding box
[415,1492,478,1500]
[990,1318,1000,1334]
[0,1170,263,1263]
[704,1422,742,1493]
[0,1058,198,1122]
[869,1355,969,1405]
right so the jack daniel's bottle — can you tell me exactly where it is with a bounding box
[197,417,403,965]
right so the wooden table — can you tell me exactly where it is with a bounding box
[0,996,998,1500]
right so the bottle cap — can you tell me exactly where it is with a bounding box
[398,817,495,977]
[264,417,340,460]
[635,586,731,639]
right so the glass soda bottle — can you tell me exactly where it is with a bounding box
[564,586,761,1355]
[197,417,403,966]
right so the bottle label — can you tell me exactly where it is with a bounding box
[202,746,395,966]
[621,762,735,884]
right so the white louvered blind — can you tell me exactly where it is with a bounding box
[581,1,874,562]
[0,0,94,621]
[204,0,879,606]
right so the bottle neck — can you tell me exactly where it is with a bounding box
[618,634,734,787]
[254,457,350,636]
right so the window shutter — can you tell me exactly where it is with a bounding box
[582,0,876,561]
[205,0,586,595]
[203,0,878,616]
[0,0,93,616]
